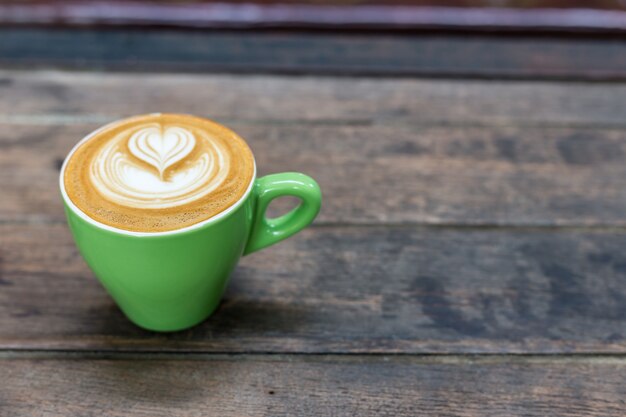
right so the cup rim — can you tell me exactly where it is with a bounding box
[59,113,257,237]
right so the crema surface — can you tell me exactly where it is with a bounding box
[64,114,255,232]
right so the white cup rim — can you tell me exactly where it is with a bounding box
[59,114,257,237]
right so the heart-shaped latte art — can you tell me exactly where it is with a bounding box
[128,126,196,179]
[90,121,231,209]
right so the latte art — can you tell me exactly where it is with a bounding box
[63,114,255,233]
[128,125,197,180]
[92,124,227,209]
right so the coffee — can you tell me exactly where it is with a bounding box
[63,113,255,232]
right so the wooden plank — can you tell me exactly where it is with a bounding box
[1,355,625,416]
[1,224,626,353]
[2,71,625,127]
[2,123,626,226]
[1,30,626,79]
[1,1,626,33]
[7,0,624,5]
[2,70,626,127]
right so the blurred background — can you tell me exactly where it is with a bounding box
[0,1,625,76]
[1,1,626,31]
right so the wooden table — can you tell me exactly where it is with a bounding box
[1,31,626,416]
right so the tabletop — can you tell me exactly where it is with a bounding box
[1,27,626,416]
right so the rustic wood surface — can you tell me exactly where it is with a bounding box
[2,71,626,226]
[2,1,626,32]
[5,0,625,7]
[1,224,626,353]
[1,30,626,79]
[2,354,625,417]
[4,123,626,226]
[2,70,625,125]
[1,37,625,415]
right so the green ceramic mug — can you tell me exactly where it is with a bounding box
[60,122,321,332]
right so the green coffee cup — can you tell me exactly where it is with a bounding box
[60,122,321,332]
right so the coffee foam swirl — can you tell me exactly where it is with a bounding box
[92,123,228,209]
[63,114,255,233]
[128,125,197,180]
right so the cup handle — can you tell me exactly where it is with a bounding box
[244,172,321,255]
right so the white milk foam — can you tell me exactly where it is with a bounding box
[90,123,229,209]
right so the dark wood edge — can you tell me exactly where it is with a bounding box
[1,3,626,33]
[1,28,626,80]
[0,27,626,82]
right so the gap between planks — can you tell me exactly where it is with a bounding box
[5,217,626,233]
[1,350,626,364]
[3,113,626,130]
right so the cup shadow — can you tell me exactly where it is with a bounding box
[96,291,310,343]
[87,267,310,405]
[83,297,308,406]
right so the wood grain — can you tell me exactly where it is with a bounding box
[1,355,625,416]
[0,45,624,416]
[1,224,625,353]
[1,30,626,79]
[2,123,626,226]
[5,0,625,8]
[1,70,625,126]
